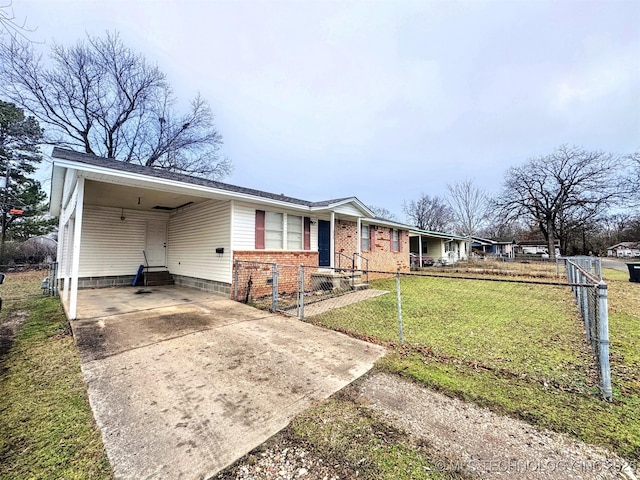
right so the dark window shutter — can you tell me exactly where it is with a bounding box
[370,225,375,251]
[304,217,311,250]
[390,228,394,251]
[255,210,265,249]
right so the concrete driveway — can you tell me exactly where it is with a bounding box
[70,286,385,479]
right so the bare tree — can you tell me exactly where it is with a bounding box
[367,205,397,221]
[402,194,453,231]
[447,179,489,258]
[0,32,231,178]
[496,145,622,259]
[0,2,36,42]
[628,151,640,207]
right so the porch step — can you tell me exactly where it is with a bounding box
[310,271,368,291]
[145,270,174,286]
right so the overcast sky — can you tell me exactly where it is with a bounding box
[12,0,640,220]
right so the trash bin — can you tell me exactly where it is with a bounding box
[626,262,640,282]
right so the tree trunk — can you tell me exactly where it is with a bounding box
[547,218,556,260]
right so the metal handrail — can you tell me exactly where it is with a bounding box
[335,252,353,272]
[353,252,369,285]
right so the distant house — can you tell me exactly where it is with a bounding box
[49,148,466,319]
[409,230,468,266]
[514,240,560,257]
[607,242,640,258]
[471,236,516,259]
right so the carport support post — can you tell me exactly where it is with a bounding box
[271,263,278,313]
[69,177,85,320]
[396,270,403,344]
[597,281,612,401]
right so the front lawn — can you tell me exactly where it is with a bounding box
[308,270,640,461]
[0,272,112,480]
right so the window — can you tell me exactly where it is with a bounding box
[361,225,370,252]
[265,212,283,249]
[287,215,303,250]
[391,229,399,252]
[256,211,311,250]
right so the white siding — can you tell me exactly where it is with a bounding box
[232,201,318,251]
[233,202,257,250]
[167,200,231,283]
[332,204,364,217]
[79,205,169,276]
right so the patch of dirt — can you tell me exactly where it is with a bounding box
[215,372,637,479]
[350,372,635,480]
[0,311,29,371]
[0,311,28,354]
[214,429,353,480]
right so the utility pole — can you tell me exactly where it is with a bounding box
[0,164,11,266]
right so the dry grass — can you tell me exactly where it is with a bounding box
[0,271,112,480]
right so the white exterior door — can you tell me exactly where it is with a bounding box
[145,220,167,267]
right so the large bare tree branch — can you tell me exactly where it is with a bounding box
[446,179,489,258]
[0,31,231,179]
[402,194,453,231]
[495,145,624,258]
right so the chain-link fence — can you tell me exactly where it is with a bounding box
[233,259,612,400]
[565,257,611,400]
[0,262,58,306]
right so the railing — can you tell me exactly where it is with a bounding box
[335,252,353,271]
[353,252,369,285]
[565,257,611,400]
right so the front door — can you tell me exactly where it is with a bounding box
[318,220,331,267]
[145,220,167,267]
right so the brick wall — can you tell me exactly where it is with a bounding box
[335,220,358,262]
[233,250,319,299]
[360,224,410,278]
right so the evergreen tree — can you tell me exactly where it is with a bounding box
[0,100,54,263]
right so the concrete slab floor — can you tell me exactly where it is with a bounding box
[71,286,385,479]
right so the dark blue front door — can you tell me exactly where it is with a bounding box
[318,220,330,267]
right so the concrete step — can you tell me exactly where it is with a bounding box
[352,283,369,291]
[145,271,174,286]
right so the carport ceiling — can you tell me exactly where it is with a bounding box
[84,180,208,211]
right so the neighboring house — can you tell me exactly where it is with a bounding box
[471,237,516,259]
[409,229,468,266]
[607,242,640,258]
[51,148,434,319]
[514,240,560,257]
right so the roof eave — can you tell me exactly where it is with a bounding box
[51,158,315,212]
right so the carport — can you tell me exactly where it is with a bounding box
[69,285,385,479]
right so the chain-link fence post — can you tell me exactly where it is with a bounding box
[298,264,305,319]
[396,270,403,344]
[597,281,612,401]
[581,273,590,341]
[595,257,602,280]
[271,263,279,313]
